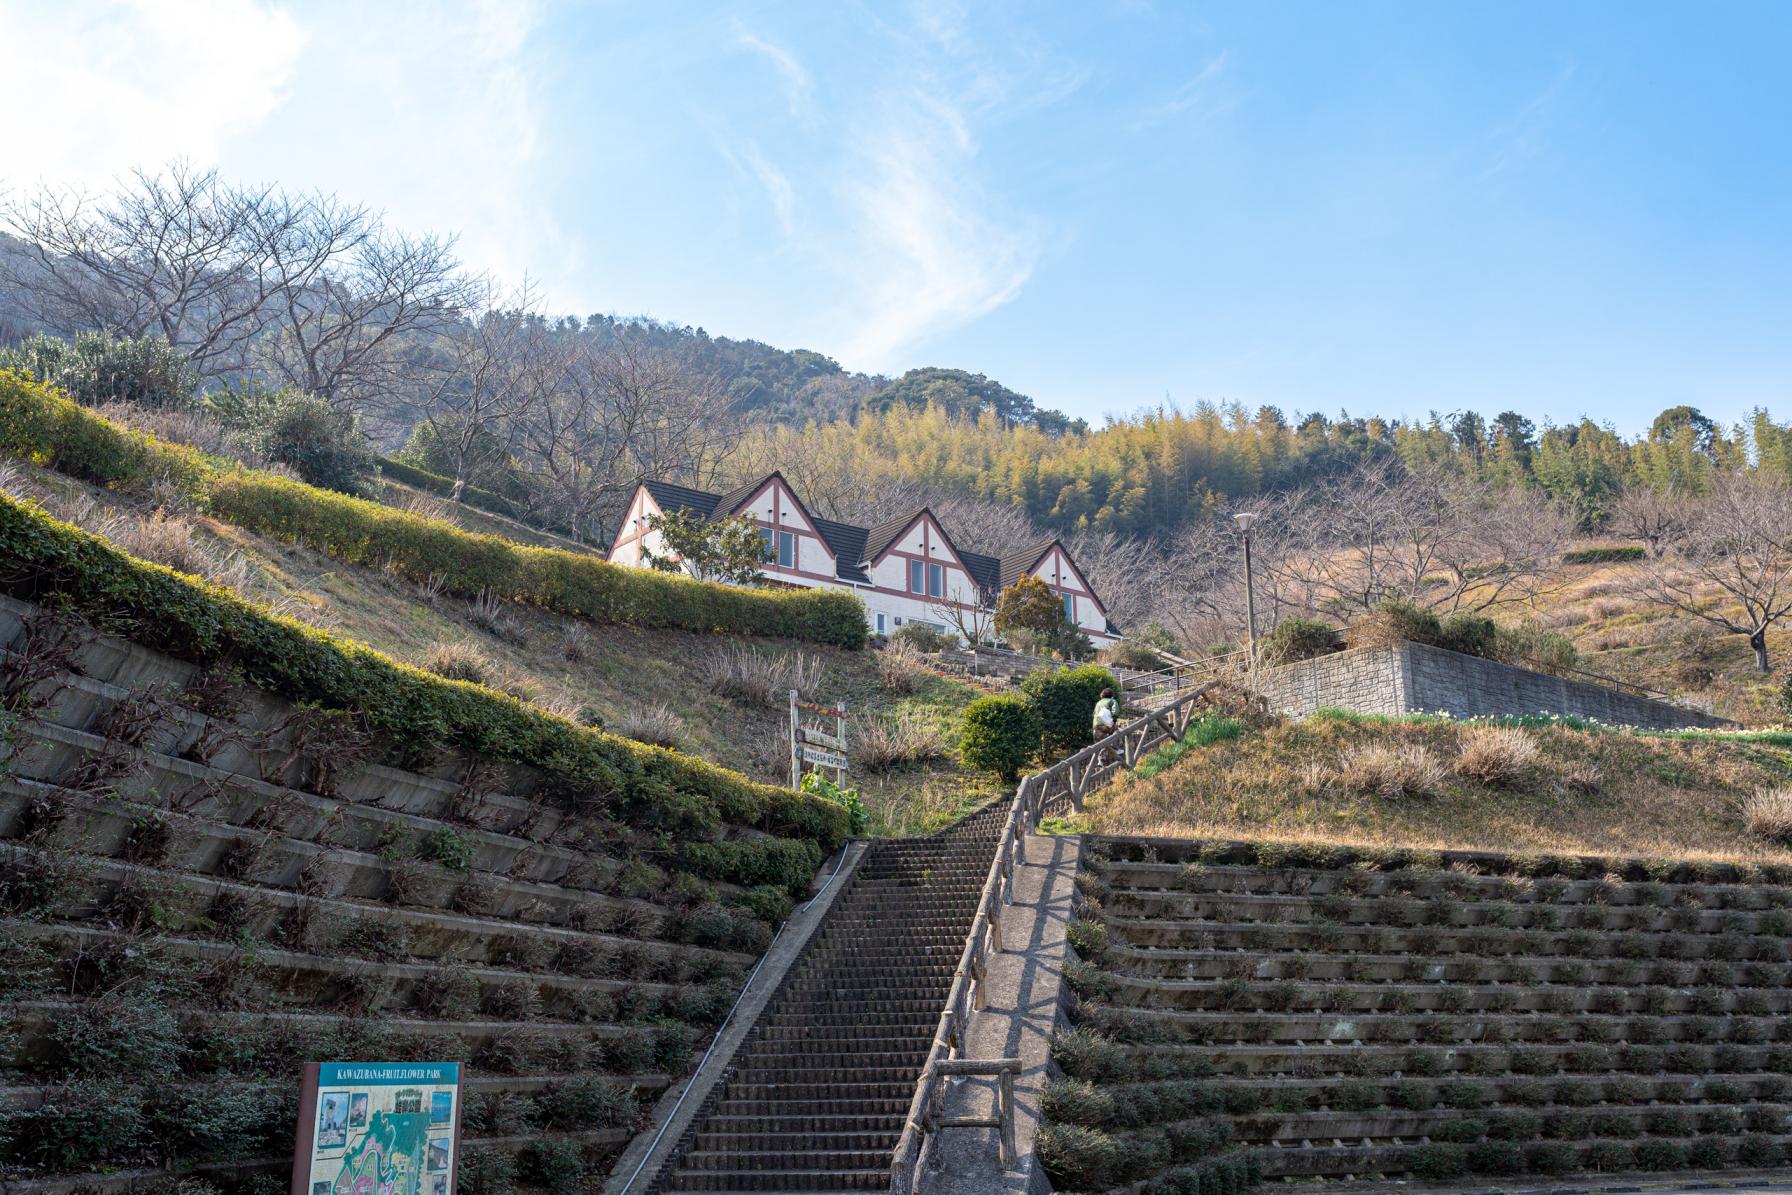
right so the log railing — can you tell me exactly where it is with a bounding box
[888,681,1218,1194]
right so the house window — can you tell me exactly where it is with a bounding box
[909,560,925,593]
[876,613,887,634]
[927,563,943,598]
[758,528,775,562]
[778,530,795,568]
[1062,591,1075,621]
[893,616,904,627]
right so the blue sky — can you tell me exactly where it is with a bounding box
[4,1,1790,433]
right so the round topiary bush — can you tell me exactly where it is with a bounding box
[1021,663,1118,751]
[959,694,1042,780]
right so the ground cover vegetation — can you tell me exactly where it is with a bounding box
[1046,835,1792,1190]
[1082,710,1792,865]
[0,524,857,1190]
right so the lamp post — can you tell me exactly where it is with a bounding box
[1233,512,1259,662]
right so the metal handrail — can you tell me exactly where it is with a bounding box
[888,682,1218,1194]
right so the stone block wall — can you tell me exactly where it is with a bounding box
[1258,641,1729,730]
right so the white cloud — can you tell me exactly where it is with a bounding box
[0,0,305,192]
[733,22,812,115]
[833,93,1040,369]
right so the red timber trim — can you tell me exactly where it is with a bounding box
[607,486,661,559]
[1029,541,1109,620]
[728,475,840,579]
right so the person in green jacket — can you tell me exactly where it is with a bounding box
[1092,688,1120,738]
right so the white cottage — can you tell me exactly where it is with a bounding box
[607,472,1120,648]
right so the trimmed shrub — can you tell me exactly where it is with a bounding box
[1437,611,1498,658]
[1022,663,1119,750]
[1350,600,1443,650]
[1258,617,1339,664]
[0,371,868,649]
[960,695,1042,781]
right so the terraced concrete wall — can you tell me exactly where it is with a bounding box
[1041,835,1792,1192]
[1259,641,1727,729]
[0,596,800,1195]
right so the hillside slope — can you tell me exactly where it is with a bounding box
[0,456,997,835]
[1083,710,1792,865]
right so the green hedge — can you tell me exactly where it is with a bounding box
[0,490,846,887]
[0,371,866,649]
[959,694,1042,781]
[1022,664,1119,751]
[1563,545,1645,565]
[378,456,532,523]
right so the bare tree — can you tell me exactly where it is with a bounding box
[1629,472,1792,672]
[406,279,560,499]
[1064,528,1170,636]
[510,330,739,539]
[1611,483,1689,559]
[1261,461,1573,617]
[0,163,285,376]
[252,195,471,417]
[930,581,995,647]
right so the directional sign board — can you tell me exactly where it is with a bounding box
[798,726,845,750]
[799,743,849,770]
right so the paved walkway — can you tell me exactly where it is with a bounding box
[924,830,1081,1195]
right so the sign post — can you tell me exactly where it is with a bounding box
[293,1061,462,1195]
[788,689,849,788]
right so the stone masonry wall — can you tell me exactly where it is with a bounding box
[1258,641,1729,730]
[1254,645,1408,719]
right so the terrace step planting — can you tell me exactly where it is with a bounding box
[1040,834,1792,1192]
[0,557,844,1193]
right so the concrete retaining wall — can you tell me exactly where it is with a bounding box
[1258,640,1730,729]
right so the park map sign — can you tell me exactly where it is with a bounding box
[292,1062,461,1195]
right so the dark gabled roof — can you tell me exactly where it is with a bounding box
[812,517,870,583]
[641,479,722,518]
[959,550,1002,598]
[861,509,925,565]
[997,539,1057,591]
[710,474,773,519]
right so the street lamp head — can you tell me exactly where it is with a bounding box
[1232,511,1259,533]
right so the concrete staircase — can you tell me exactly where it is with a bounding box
[654,803,1011,1193]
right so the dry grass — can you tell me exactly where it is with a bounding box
[415,641,495,686]
[614,702,684,748]
[703,645,825,706]
[1453,726,1539,787]
[558,622,593,663]
[467,588,516,638]
[852,708,950,772]
[1086,713,1792,865]
[874,641,930,695]
[1744,788,1792,845]
[1337,742,1448,800]
[94,401,241,460]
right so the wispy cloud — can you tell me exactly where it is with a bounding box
[0,0,305,192]
[733,21,812,115]
[833,93,1041,368]
[1134,51,1235,129]
[1484,61,1577,178]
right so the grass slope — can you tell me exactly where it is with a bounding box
[0,457,996,835]
[1084,710,1792,864]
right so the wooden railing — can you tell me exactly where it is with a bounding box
[888,682,1218,1194]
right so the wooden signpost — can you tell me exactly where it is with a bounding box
[789,689,849,788]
